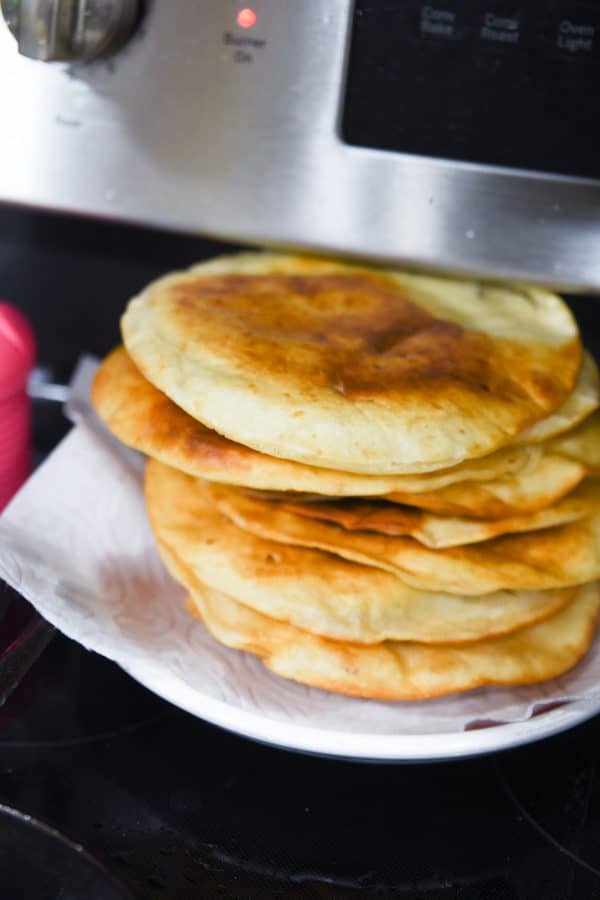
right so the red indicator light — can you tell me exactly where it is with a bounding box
[237,7,257,29]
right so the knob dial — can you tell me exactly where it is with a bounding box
[0,0,140,61]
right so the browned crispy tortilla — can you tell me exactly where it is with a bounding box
[92,346,599,506]
[210,480,600,595]
[121,252,582,474]
[175,563,600,702]
[145,460,577,645]
[273,480,600,548]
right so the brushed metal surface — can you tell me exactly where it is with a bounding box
[0,0,599,290]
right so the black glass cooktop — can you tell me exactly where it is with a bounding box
[0,798,133,900]
[0,206,599,899]
[3,624,600,899]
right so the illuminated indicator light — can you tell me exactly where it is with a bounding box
[237,7,257,29]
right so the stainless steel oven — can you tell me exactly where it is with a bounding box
[0,0,599,290]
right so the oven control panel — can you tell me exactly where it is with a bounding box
[343,1,600,178]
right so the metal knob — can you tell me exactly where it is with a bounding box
[0,0,139,61]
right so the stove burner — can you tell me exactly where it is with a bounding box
[0,802,132,899]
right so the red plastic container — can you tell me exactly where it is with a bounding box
[0,303,36,512]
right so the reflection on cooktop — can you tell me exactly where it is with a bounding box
[496,722,600,887]
[0,620,168,750]
[0,803,132,900]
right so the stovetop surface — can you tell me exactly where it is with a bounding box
[0,206,599,900]
[3,624,600,900]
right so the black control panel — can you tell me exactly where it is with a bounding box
[342,1,600,178]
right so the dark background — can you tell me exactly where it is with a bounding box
[0,203,599,899]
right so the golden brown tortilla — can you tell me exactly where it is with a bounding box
[176,562,600,701]
[145,460,577,644]
[212,480,600,595]
[273,480,600,548]
[122,252,581,474]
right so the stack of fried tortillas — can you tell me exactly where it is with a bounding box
[92,252,600,701]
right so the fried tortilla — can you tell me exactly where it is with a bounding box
[145,461,577,644]
[122,252,581,474]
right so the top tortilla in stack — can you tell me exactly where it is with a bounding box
[120,253,582,475]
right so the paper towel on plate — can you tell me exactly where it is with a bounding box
[0,357,599,742]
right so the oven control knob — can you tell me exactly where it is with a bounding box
[0,0,139,62]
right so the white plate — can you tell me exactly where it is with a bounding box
[120,658,600,762]
[1,420,600,764]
